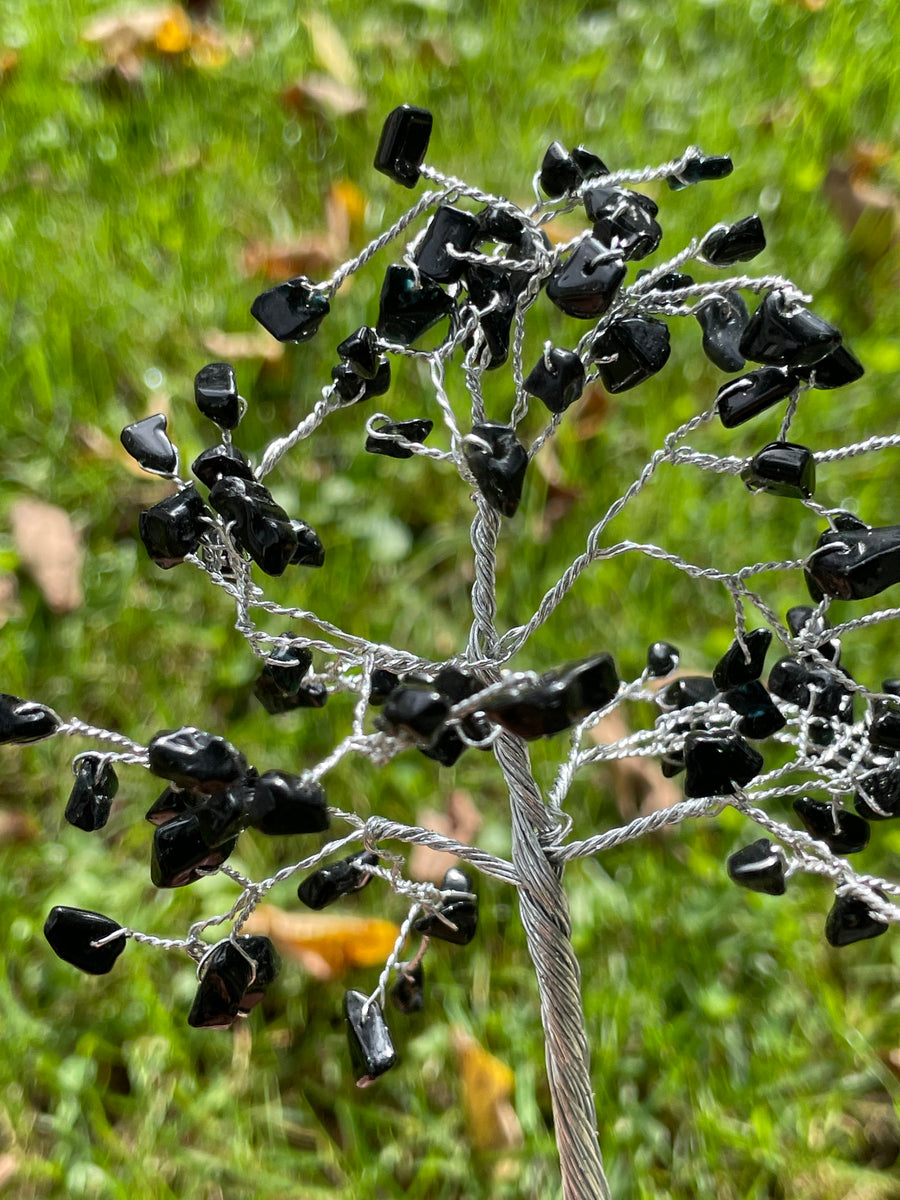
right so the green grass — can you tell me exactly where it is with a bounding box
[2,0,900,1197]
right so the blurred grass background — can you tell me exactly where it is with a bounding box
[2,0,900,1197]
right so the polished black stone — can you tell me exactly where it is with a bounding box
[376,265,454,346]
[806,524,900,601]
[656,675,718,711]
[369,669,400,706]
[148,726,248,794]
[462,423,528,518]
[726,839,786,895]
[667,152,733,190]
[374,104,432,188]
[208,475,297,576]
[194,774,256,848]
[415,205,480,283]
[297,850,379,910]
[0,694,60,744]
[44,906,126,975]
[546,239,626,319]
[138,485,209,569]
[800,343,865,390]
[331,358,392,404]
[65,754,118,832]
[635,269,695,292]
[365,418,434,459]
[188,939,256,1029]
[701,215,766,266]
[248,770,330,836]
[251,277,330,343]
[417,725,467,766]
[380,686,450,739]
[433,666,481,705]
[336,326,380,379]
[121,413,177,475]
[695,291,749,373]
[883,679,900,697]
[194,362,240,429]
[344,990,397,1084]
[590,316,671,393]
[253,642,314,714]
[289,519,325,568]
[151,813,238,888]
[721,680,786,740]
[464,261,529,370]
[785,605,840,664]
[570,145,609,180]
[236,934,281,1015]
[868,701,900,751]
[767,657,847,717]
[716,366,800,429]
[391,960,425,1015]
[740,291,842,369]
[854,768,900,821]
[145,785,190,826]
[483,681,570,740]
[825,893,888,947]
[683,730,764,797]
[191,444,254,489]
[647,641,679,677]
[792,797,870,855]
[523,348,585,415]
[547,653,620,719]
[586,186,663,261]
[742,441,815,499]
[413,867,478,945]
[476,205,536,253]
[712,628,772,689]
[539,141,581,197]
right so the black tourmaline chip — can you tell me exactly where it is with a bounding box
[120,413,178,475]
[44,906,126,975]
[188,939,256,1029]
[695,291,749,373]
[344,990,397,1084]
[289,519,325,568]
[0,694,60,744]
[208,475,298,576]
[237,934,281,1015]
[539,141,581,197]
[297,850,379,910]
[868,701,900,751]
[548,653,620,719]
[194,362,241,430]
[585,186,662,261]
[712,629,772,690]
[193,774,256,848]
[740,291,842,369]
[336,326,380,379]
[191,444,255,488]
[854,768,900,821]
[391,960,425,1014]
[591,316,671,393]
[148,726,248,794]
[683,730,764,797]
[380,686,450,739]
[462,423,528,518]
[635,269,695,293]
[666,151,733,190]
[647,641,680,677]
[376,265,454,346]
[524,348,585,415]
[657,675,718,711]
[786,604,837,655]
[701,215,766,266]
[792,797,870,855]
[151,813,238,887]
[369,669,400,706]
[484,654,619,740]
[413,867,478,945]
[767,657,847,717]
[464,261,529,370]
[251,277,330,343]
[365,418,434,459]
[716,366,800,429]
[248,770,330,836]
[374,104,432,188]
[414,205,480,283]
[721,680,786,740]
[64,754,119,832]
[726,839,786,895]
[138,485,209,569]
[571,145,609,179]
[546,239,626,319]
[253,642,314,714]
[332,359,393,404]
[825,892,889,947]
[145,785,191,826]
[742,441,816,499]
[805,524,900,601]
[800,343,864,390]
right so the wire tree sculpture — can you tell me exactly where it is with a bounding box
[8,106,900,1199]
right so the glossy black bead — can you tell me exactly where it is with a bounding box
[806,524,900,601]
[683,730,764,797]
[64,754,118,832]
[854,768,900,821]
[414,205,480,283]
[792,797,870,855]
[191,444,254,489]
[666,151,733,190]
[44,906,126,975]
[484,682,570,740]
[586,186,663,261]
[462,423,528,518]
[369,669,400,706]
[138,485,209,569]
[120,413,177,475]
[868,701,900,751]
[694,291,749,373]
[236,934,281,1015]
[208,475,297,576]
[253,642,314,714]
[786,605,839,662]
[546,239,626,319]
[194,362,240,429]
[251,277,330,343]
[464,261,530,370]
[374,104,432,188]
[646,641,679,677]
[539,141,581,198]
[636,269,695,293]
[148,726,249,794]
[726,839,786,895]
[365,418,434,459]
[413,867,478,945]
[701,215,766,266]
[570,145,609,180]
[825,893,888,947]
[194,774,256,848]
[800,343,865,390]
[716,366,800,429]
[145,785,190,826]
[188,939,256,1029]
[297,850,379,910]
[656,675,718,711]
[590,316,671,393]
[740,291,842,369]
[742,441,815,499]
[767,657,847,717]
[376,265,454,346]
[248,770,330,836]
[721,680,786,740]
[344,990,397,1084]
[391,960,425,1014]
[417,726,467,767]
[336,326,380,379]
[380,686,449,738]
[332,358,393,404]
[0,694,60,744]
[289,519,325,568]
[548,653,619,718]
[523,348,585,415]
[151,812,238,888]
[712,628,772,689]
[883,679,900,697]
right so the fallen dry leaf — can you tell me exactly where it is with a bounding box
[11,498,83,614]
[572,381,610,441]
[243,904,399,981]
[0,49,19,84]
[591,709,680,822]
[824,158,899,268]
[410,790,482,883]
[243,181,365,281]
[531,439,582,540]
[302,12,358,88]
[202,329,285,363]
[281,74,366,121]
[0,809,39,843]
[327,179,366,242]
[0,573,19,628]
[82,3,231,73]
[453,1029,523,1153]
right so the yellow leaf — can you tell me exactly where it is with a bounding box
[302,12,358,87]
[154,10,191,54]
[453,1030,523,1153]
[243,904,399,981]
[328,180,367,241]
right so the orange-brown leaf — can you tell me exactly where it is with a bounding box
[242,904,400,981]
[591,709,681,822]
[242,236,339,281]
[0,49,19,84]
[201,329,285,363]
[410,790,482,883]
[11,498,83,614]
[281,74,366,121]
[453,1030,523,1153]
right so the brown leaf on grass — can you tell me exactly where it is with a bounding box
[243,181,365,281]
[0,809,39,843]
[301,12,358,88]
[590,709,680,823]
[242,904,399,981]
[409,790,483,883]
[201,329,285,362]
[824,155,899,269]
[0,49,20,84]
[452,1030,524,1153]
[572,381,610,441]
[531,439,582,540]
[82,4,231,72]
[281,74,366,121]
[11,499,83,614]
